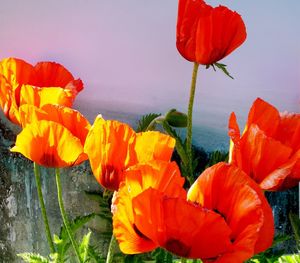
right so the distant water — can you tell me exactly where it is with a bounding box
[75,99,230,152]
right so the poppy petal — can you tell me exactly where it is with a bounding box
[228,112,242,165]
[11,120,86,167]
[0,57,36,86]
[19,85,75,109]
[112,186,158,254]
[135,131,175,163]
[84,116,137,190]
[246,98,280,137]
[188,162,274,261]
[123,160,186,199]
[238,124,293,185]
[0,74,12,116]
[133,188,232,259]
[260,149,300,191]
[176,0,246,65]
[276,112,300,151]
[34,61,83,92]
[19,104,91,145]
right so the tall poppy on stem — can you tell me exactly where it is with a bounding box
[175,0,246,185]
[228,98,300,191]
[118,162,273,262]
[0,57,83,126]
[84,115,175,191]
[176,0,246,65]
[11,104,90,263]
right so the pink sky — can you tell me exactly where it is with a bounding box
[0,0,299,133]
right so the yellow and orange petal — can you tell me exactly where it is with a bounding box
[176,0,246,65]
[11,120,86,167]
[122,160,186,199]
[0,57,84,126]
[135,131,175,163]
[112,160,185,254]
[132,188,232,259]
[0,57,36,86]
[112,186,158,254]
[0,74,12,117]
[188,162,274,262]
[19,104,91,144]
[84,116,137,191]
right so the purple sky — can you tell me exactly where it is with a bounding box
[0,0,299,134]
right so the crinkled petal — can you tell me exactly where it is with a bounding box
[11,120,86,167]
[84,116,137,190]
[135,131,175,163]
[0,57,36,86]
[239,124,293,185]
[246,98,280,137]
[133,188,232,259]
[188,162,274,261]
[112,186,157,254]
[123,160,185,198]
[176,0,246,64]
[34,61,83,92]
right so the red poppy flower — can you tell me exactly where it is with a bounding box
[229,98,300,191]
[11,104,90,167]
[84,115,176,191]
[112,160,185,254]
[0,57,83,125]
[176,0,246,65]
[115,162,273,262]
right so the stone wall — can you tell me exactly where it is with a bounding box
[0,114,111,262]
[0,112,298,262]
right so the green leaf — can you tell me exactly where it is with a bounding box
[162,121,188,166]
[211,62,234,79]
[165,109,187,128]
[17,253,50,263]
[56,213,96,262]
[151,248,173,263]
[136,113,161,132]
[88,245,105,263]
[289,212,300,250]
[247,234,292,263]
[278,254,300,263]
[79,231,92,262]
[205,151,228,168]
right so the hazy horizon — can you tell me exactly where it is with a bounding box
[0,0,299,150]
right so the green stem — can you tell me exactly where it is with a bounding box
[181,258,187,263]
[146,116,165,131]
[55,168,82,263]
[33,163,55,254]
[106,235,118,263]
[186,63,199,184]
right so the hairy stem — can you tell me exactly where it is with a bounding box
[55,168,82,263]
[34,163,55,253]
[186,62,199,184]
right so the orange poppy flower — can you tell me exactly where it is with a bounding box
[84,115,176,191]
[228,98,300,191]
[0,57,83,125]
[187,163,274,262]
[11,104,90,167]
[112,160,185,254]
[176,0,246,65]
[113,162,273,260]
[129,163,273,262]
